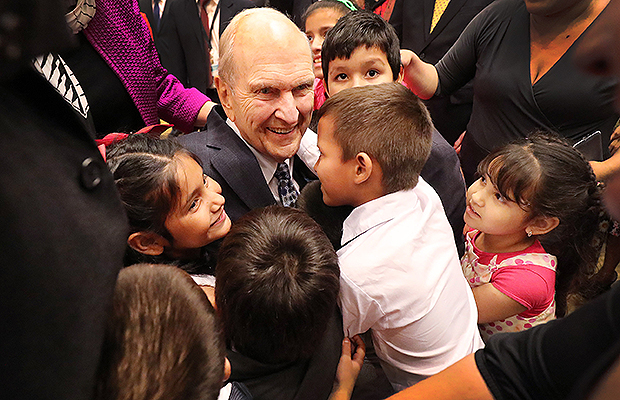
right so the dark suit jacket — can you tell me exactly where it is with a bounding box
[0,68,128,400]
[267,0,313,27]
[140,0,209,93]
[139,0,255,94]
[179,106,316,223]
[390,0,494,143]
[219,0,256,36]
[227,308,343,400]
[422,130,467,256]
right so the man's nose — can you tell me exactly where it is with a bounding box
[275,91,299,124]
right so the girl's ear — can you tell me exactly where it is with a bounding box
[353,152,373,184]
[527,216,560,236]
[127,231,169,256]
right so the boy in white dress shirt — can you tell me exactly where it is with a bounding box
[313,82,483,392]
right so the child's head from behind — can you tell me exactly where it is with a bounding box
[215,206,339,365]
[314,82,433,207]
[468,134,601,315]
[95,264,225,400]
[302,0,355,79]
[321,10,401,94]
[106,135,231,263]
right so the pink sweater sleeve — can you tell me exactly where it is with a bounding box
[85,0,209,133]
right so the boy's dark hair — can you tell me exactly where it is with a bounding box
[316,82,433,193]
[301,0,356,29]
[106,135,204,266]
[321,10,400,91]
[95,264,225,400]
[215,206,340,365]
[477,133,602,317]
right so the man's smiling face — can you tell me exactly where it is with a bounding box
[218,19,315,163]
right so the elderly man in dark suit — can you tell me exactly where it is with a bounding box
[389,0,494,144]
[179,8,317,223]
[179,15,343,399]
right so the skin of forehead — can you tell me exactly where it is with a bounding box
[232,13,312,69]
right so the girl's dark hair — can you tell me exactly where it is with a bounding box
[95,264,225,400]
[106,135,203,266]
[477,133,602,316]
[301,0,357,30]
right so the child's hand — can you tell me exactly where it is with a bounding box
[400,49,420,89]
[329,335,366,400]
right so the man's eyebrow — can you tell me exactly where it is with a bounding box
[296,79,314,87]
[248,81,273,90]
[247,78,277,89]
[249,78,314,90]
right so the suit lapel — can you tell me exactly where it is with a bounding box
[219,0,234,36]
[27,69,96,139]
[424,0,467,47]
[422,0,435,40]
[157,0,170,33]
[292,155,317,190]
[206,113,276,210]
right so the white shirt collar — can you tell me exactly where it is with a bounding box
[217,382,231,400]
[226,118,292,180]
[341,187,420,246]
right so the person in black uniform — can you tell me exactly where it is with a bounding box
[0,1,128,399]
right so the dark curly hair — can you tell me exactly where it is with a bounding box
[477,133,602,316]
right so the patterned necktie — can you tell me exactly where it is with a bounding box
[275,163,299,207]
[430,0,450,32]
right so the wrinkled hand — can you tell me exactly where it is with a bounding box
[329,335,366,400]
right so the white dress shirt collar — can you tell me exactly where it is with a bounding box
[341,187,419,246]
[226,118,296,203]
